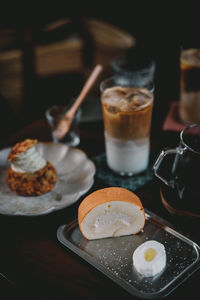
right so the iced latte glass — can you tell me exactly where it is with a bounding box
[100,76,154,176]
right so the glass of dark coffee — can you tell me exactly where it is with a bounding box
[153,124,200,203]
[179,48,200,124]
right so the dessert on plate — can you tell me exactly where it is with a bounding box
[78,187,167,278]
[78,187,145,240]
[6,139,58,196]
[133,240,166,277]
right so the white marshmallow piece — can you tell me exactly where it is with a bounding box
[133,240,166,277]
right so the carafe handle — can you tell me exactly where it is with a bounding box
[153,148,178,187]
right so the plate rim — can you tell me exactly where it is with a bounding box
[0,143,96,217]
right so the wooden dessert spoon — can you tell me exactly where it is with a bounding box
[55,64,103,140]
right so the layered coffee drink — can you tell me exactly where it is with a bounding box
[101,85,153,175]
[180,48,200,124]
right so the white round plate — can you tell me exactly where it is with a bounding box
[0,143,95,216]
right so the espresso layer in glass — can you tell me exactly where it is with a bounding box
[102,86,153,140]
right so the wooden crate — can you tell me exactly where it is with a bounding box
[0,18,136,116]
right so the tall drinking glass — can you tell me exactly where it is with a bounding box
[100,76,154,176]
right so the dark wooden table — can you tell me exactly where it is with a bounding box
[0,118,199,300]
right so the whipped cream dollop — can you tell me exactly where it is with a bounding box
[11,146,46,173]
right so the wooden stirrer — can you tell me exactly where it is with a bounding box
[55,64,103,140]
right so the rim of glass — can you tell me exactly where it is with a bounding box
[100,75,154,93]
[45,104,81,121]
[45,105,63,119]
[180,124,200,154]
[111,55,156,74]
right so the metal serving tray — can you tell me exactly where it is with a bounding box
[57,209,200,299]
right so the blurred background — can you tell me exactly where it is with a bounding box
[0,2,199,143]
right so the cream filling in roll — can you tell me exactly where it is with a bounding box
[11,146,46,173]
[80,201,145,240]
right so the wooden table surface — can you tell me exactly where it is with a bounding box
[0,118,199,300]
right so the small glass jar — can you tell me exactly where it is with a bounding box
[45,103,81,147]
